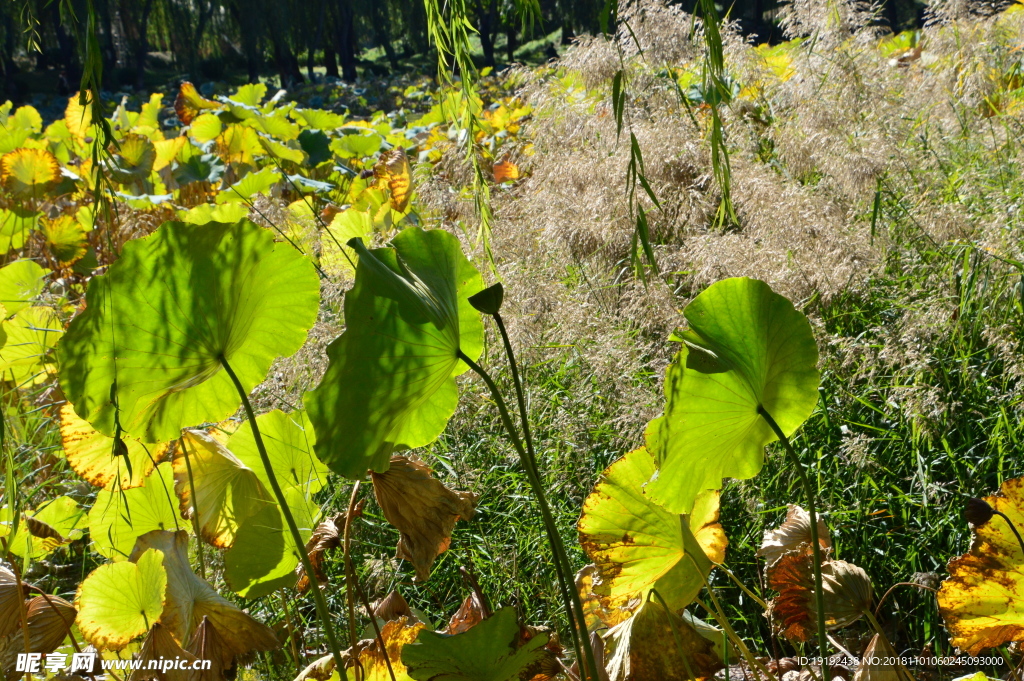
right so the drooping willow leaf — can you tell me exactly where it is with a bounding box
[305,227,484,478]
[645,277,819,514]
[57,219,320,442]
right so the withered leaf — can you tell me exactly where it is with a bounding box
[853,634,902,681]
[374,590,413,622]
[130,622,197,681]
[24,595,76,654]
[186,616,230,681]
[767,553,872,642]
[374,148,412,212]
[371,456,478,582]
[0,565,23,638]
[757,505,831,570]
[296,511,349,593]
[447,591,488,635]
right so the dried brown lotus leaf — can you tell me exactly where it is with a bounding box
[129,530,278,663]
[373,590,413,622]
[371,455,478,582]
[186,616,230,681]
[0,565,23,638]
[757,505,831,569]
[853,634,902,681]
[23,595,76,655]
[767,555,872,643]
[603,599,723,681]
[938,476,1024,655]
[373,148,412,212]
[24,515,70,553]
[129,622,197,681]
[294,653,342,681]
[296,511,346,593]
[447,592,488,635]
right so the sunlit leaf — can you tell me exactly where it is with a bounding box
[218,166,279,203]
[0,259,46,315]
[7,495,87,559]
[174,429,274,548]
[12,106,42,134]
[374,148,412,212]
[189,113,223,144]
[227,409,328,496]
[1,148,60,197]
[57,219,320,442]
[42,215,89,265]
[65,93,94,141]
[492,161,519,183]
[645,277,819,514]
[107,135,156,184]
[578,447,726,614]
[0,208,37,253]
[76,548,168,651]
[0,306,62,385]
[88,463,184,561]
[174,82,224,125]
[180,202,249,224]
[938,476,1024,654]
[320,209,372,279]
[60,403,161,489]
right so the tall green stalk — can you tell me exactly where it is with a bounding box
[758,405,830,681]
[456,346,600,681]
[219,356,345,672]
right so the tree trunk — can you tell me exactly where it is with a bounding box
[478,0,497,68]
[331,0,357,82]
[324,43,339,77]
[505,19,517,63]
[371,1,399,69]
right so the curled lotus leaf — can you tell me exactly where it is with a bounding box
[371,455,478,582]
[306,227,484,478]
[578,447,727,614]
[644,277,820,514]
[757,504,831,569]
[128,529,278,658]
[767,555,873,643]
[938,476,1024,654]
[57,219,320,442]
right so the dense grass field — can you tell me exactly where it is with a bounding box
[5,1,1024,680]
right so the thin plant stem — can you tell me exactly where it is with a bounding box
[719,565,768,610]
[178,436,206,579]
[457,348,599,681]
[489,313,601,680]
[350,558,398,681]
[218,355,345,672]
[873,582,937,618]
[757,405,830,681]
[342,481,368,681]
[279,589,302,676]
[649,589,698,681]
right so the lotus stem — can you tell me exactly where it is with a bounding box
[178,436,206,579]
[457,348,600,681]
[341,481,364,681]
[994,510,1024,556]
[757,405,830,681]
[219,355,346,672]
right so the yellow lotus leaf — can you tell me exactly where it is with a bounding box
[75,548,168,651]
[65,92,94,141]
[576,564,637,632]
[370,455,478,582]
[153,137,187,172]
[128,530,278,659]
[217,124,260,166]
[174,82,223,125]
[347,618,423,680]
[60,403,162,489]
[174,429,274,548]
[1,148,60,196]
[938,476,1024,654]
[373,148,412,212]
[42,214,89,265]
[6,495,87,559]
[577,447,727,614]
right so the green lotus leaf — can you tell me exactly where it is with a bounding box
[320,208,373,279]
[218,166,279,203]
[578,447,727,615]
[402,607,549,681]
[75,547,167,651]
[0,259,46,315]
[0,207,38,253]
[645,277,820,514]
[7,495,88,559]
[180,202,249,225]
[0,305,61,385]
[305,227,484,478]
[223,487,320,598]
[57,219,320,442]
[173,153,225,185]
[227,409,328,496]
[88,462,187,560]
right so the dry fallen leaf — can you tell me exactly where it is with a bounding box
[853,634,902,681]
[757,505,831,569]
[938,476,1024,654]
[296,511,346,593]
[130,622,197,681]
[767,554,872,642]
[374,590,413,622]
[493,160,520,183]
[371,455,477,582]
